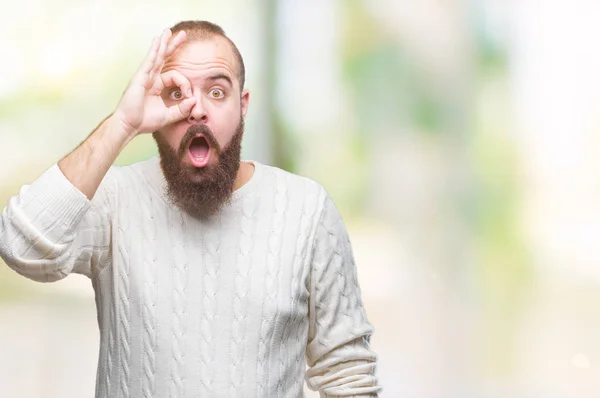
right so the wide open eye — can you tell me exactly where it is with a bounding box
[169,89,184,100]
[209,88,225,99]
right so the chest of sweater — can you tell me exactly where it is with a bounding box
[90,166,332,396]
[96,181,321,363]
[108,186,319,313]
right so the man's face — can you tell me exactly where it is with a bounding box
[152,37,250,219]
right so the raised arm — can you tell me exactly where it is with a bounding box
[0,28,195,282]
[60,28,195,199]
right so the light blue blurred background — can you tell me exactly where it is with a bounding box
[2,0,600,397]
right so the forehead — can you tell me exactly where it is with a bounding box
[163,37,238,83]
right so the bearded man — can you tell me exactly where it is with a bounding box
[0,20,381,398]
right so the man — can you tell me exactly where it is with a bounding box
[0,20,381,397]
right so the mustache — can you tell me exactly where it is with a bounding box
[178,124,221,158]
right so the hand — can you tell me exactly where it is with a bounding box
[113,29,197,136]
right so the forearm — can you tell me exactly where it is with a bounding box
[307,195,382,396]
[58,114,135,199]
[307,335,380,397]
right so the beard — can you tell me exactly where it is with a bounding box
[152,117,244,220]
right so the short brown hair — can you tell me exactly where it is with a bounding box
[169,20,246,90]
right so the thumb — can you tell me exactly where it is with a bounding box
[166,97,197,124]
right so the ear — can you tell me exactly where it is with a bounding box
[240,89,250,119]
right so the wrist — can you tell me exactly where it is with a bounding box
[88,114,136,161]
[107,113,139,140]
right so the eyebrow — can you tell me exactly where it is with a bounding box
[206,73,233,87]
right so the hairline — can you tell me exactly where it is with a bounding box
[171,32,245,90]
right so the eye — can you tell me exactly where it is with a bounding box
[169,89,184,100]
[210,88,224,99]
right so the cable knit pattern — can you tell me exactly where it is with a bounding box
[277,196,307,396]
[105,312,114,398]
[287,181,320,396]
[229,193,258,397]
[115,170,132,398]
[0,157,381,398]
[256,171,287,397]
[199,213,220,393]
[169,210,187,397]
[140,185,157,398]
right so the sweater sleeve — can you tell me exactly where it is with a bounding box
[0,164,115,282]
[305,195,382,397]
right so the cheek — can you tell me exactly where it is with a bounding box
[211,107,241,146]
[213,125,236,149]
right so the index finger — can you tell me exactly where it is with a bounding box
[165,30,187,59]
[160,70,193,98]
[152,29,172,75]
[138,36,160,76]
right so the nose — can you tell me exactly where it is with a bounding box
[188,93,208,123]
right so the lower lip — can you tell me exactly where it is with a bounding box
[187,148,211,168]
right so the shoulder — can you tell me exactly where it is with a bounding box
[258,161,328,200]
[104,156,163,192]
[89,157,163,211]
[262,163,323,190]
[255,161,338,224]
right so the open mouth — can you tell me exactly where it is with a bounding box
[187,135,211,168]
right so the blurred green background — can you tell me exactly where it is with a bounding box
[2,0,600,397]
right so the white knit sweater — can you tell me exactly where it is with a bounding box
[0,156,381,398]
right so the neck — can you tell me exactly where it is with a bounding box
[233,161,254,191]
